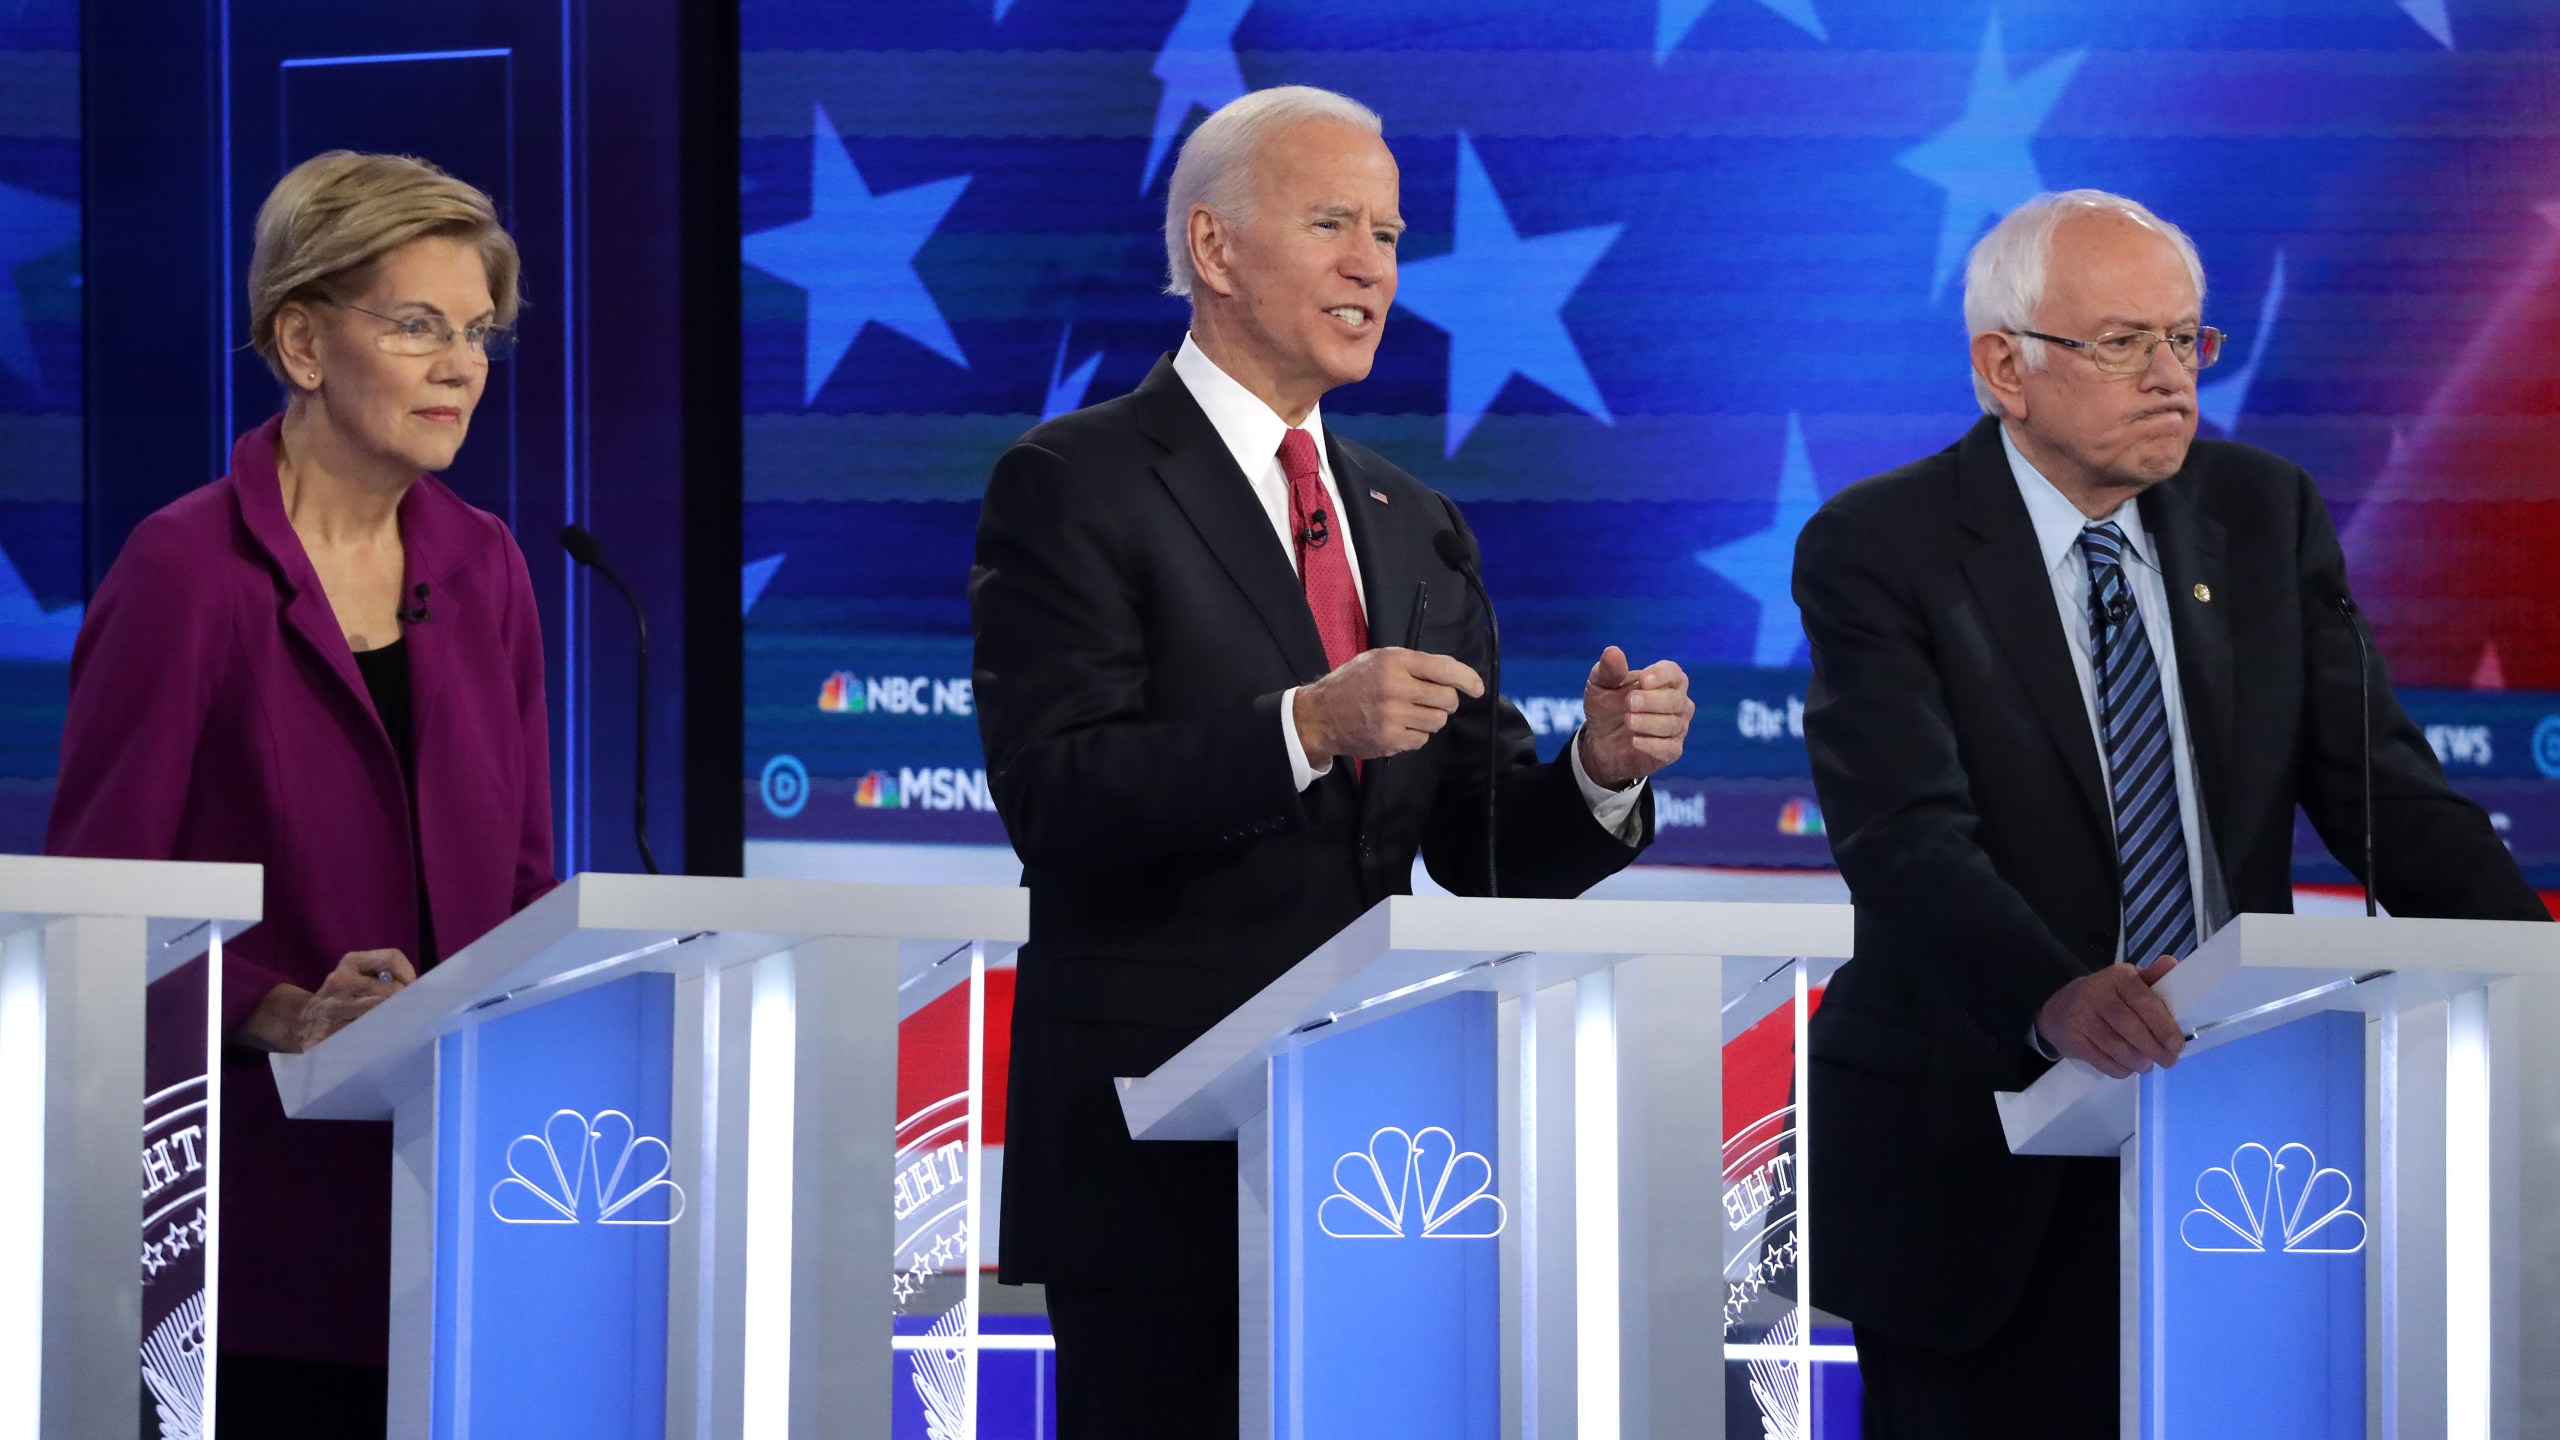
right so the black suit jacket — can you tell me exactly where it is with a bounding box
[1791,415,2545,1347]
[971,356,1650,1287]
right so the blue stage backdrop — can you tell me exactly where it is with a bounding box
[0,0,81,852]
[739,0,2560,886]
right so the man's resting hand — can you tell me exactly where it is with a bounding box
[2034,953,2185,1078]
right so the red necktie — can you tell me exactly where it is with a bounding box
[1279,427,1367,672]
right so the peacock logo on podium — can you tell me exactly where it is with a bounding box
[1318,1126,1506,1239]
[489,1109,688,1226]
[2179,1142,2366,1255]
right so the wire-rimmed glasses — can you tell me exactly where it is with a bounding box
[2012,325,2224,375]
[332,301,518,362]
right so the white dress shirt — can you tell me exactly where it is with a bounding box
[2001,426,2215,962]
[1170,335,1643,837]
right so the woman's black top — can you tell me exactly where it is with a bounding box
[352,638,437,966]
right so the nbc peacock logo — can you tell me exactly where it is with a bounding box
[1777,798,1825,837]
[1318,1126,1506,1239]
[819,671,864,713]
[2180,1142,2366,1255]
[854,770,901,808]
[489,1109,687,1226]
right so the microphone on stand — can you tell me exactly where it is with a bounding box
[2315,576,2377,917]
[1433,527,1500,899]
[560,525,659,876]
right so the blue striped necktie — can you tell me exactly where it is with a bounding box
[2079,522,2195,967]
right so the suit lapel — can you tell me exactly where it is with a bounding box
[1329,435,1421,652]
[228,418,385,735]
[1131,358,1332,681]
[2140,472,2234,843]
[1953,418,2113,837]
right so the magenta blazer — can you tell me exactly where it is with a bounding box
[48,415,556,1365]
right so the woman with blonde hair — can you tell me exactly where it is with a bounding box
[49,150,555,1431]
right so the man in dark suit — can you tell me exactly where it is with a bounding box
[969,85,1694,1438]
[1791,189,2547,1436]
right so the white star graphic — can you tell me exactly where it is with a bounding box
[1896,16,2086,301]
[1141,0,1252,194]
[0,178,78,389]
[1656,0,1826,62]
[743,103,972,404]
[2198,251,2285,435]
[1696,414,1820,667]
[1042,323,1105,422]
[1395,134,1621,458]
[0,535,82,662]
[2401,0,2453,48]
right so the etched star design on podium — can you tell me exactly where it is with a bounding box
[1696,414,1821,667]
[142,1238,168,1277]
[1656,0,1826,62]
[1141,0,1253,193]
[1896,16,2087,300]
[743,103,972,404]
[1395,135,1621,458]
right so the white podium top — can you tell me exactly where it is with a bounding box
[0,853,264,977]
[273,872,1027,1121]
[1999,912,2560,1156]
[1119,895,1857,1143]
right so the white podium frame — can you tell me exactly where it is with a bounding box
[1119,894,1858,1440]
[271,873,1027,1440]
[0,854,263,1440]
[1998,913,2560,1440]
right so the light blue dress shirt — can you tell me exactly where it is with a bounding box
[2002,429,2229,1054]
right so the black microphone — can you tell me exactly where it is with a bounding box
[560,525,659,876]
[1297,507,1330,548]
[2315,576,2377,917]
[1433,527,1500,899]
[398,582,431,624]
[2104,592,2134,627]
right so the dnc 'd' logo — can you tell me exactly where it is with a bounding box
[2180,1142,2365,1255]
[490,1109,687,1226]
[1319,1126,1506,1239]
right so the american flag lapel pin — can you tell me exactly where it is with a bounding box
[1369,488,1389,505]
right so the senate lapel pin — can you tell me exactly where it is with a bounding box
[2193,584,2212,602]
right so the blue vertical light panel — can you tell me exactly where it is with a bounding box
[434,973,677,1439]
[2141,1009,2365,1438]
[1273,991,1502,1438]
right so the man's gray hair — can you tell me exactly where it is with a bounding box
[1163,85,1384,298]
[1961,189,2208,415]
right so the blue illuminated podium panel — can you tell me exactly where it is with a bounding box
[1271,992,1503,1438]
[2140,1009,2365,1437]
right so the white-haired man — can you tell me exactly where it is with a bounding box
[1790,190,2545,1433]
[970,86,1693,1435]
